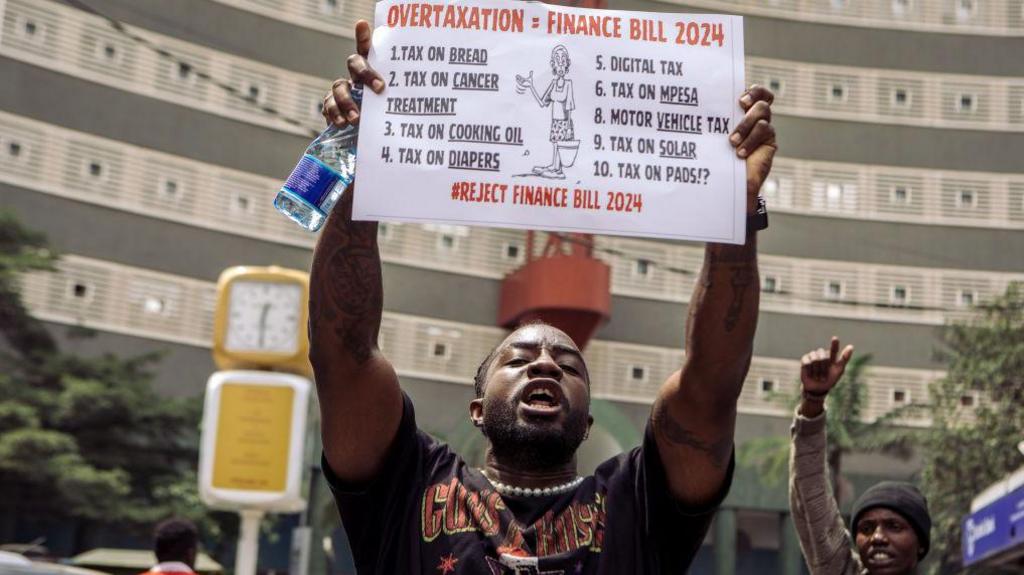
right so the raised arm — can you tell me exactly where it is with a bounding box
[789,338,863,575]
[651,86,776,506]
[311,20,401,484]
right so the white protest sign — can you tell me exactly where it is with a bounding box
[354,0,746,244]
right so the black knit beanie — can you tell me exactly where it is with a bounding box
[851,481,931,558]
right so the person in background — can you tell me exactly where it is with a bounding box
[138,518,199,575]
[790,337,932,575]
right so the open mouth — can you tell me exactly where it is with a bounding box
[519,379,564,415]
[864,549,895,566]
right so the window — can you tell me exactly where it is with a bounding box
[890,285,909,306]
[430,341,450,359]
[956,0,976,21]
[892,389,908,404]
[503,243,523,262]
[66,280,94,303]
[634,259,652,278]
[230,191,254,215]
[15,16,44,43]
[158,177,182,202]
[891,0,911,15]
[142,296,166,315]
[426,224,467,251]
[830,0,847,9]
[762,275,779,294]
[629,365,648,382]
[957,289,976,307]
[956,189,976,209]
[438,233,457,251]
[176,61,198,84]
[891,88,910,108]
[321,0,343,14]
[5,139,25,162]
[377,222,400,240]
[244,82,265,105]
[824,182,849,211]
[95,41,120,65]
[812,181,856,212]
[890,185,910,205]
[824,280,845,301]
[828,83,847,103]
[956,93,976,113]
[83,159,106,181]
[826,183,843,204]
[759,378,776,395]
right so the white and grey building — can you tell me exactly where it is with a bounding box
[2,0,1022,572]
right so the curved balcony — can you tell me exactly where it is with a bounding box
[3,0,1024,137]
[19,254,951,424]
[3,110,1022,329]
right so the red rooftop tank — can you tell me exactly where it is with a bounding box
[498,232,611,349]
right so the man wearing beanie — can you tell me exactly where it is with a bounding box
[789,338,932,575]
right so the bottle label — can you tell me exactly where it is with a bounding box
[282,155,340,208]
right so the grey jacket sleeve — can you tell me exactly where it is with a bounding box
[789,408,866,575]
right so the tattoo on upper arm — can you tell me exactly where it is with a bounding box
[309,203,381,365]
[652,399,733,469]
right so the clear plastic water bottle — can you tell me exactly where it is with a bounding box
[274,86,362,231]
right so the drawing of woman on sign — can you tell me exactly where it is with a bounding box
[515,45,580,179]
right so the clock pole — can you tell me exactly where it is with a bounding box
[203,266,315,575]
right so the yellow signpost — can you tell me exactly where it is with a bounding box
[212,383,294,492]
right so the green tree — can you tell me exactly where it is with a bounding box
[739,353,917,504]
[0,210,224,550]
[921,284,1024,574]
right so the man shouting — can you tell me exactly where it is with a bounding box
[311,20,776,574]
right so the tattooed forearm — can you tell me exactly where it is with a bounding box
[724,265,755,332]
[309,191,382,366]
[652,399,733,469]
[705,237,758,332]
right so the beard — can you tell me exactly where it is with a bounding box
[481,395,589,472]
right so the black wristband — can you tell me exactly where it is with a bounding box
[802,389,829,402]
[747,196,768,234]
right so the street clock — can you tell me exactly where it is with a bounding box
[212,266,312,377]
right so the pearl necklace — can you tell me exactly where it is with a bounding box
[480,470,584,497]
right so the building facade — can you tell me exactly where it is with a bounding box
[2,0,1022,572]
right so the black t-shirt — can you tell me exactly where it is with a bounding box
[324,393,733,574]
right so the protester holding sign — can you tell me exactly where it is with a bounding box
[790,337,932,575]
[311,8,775,574]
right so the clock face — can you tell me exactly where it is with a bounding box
[224,280,303,354]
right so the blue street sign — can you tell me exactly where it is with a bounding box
[962,485,1024,566]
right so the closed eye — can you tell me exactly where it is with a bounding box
[561,364,579,374]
